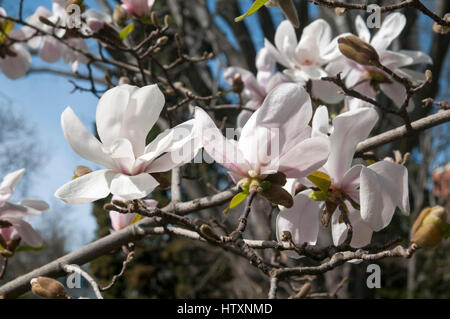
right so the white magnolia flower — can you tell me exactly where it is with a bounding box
[0,8,32,79]
[277,106,410,249]
[224,48,289,128]
[328,13,432,110]
[196,83,329,185]
[55,84,200,204]
[265,19,345,103]
[0,169,49,248]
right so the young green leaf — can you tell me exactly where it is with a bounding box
[223,192,249,214]
[15,244,45,252]
[308,190,328,202]
[235,0,270,22]
[307,171,331,194]
[120,22,135,40]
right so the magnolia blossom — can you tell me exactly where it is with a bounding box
[109,196,157,231]
[224,48,289,128]
[328,13,432,110]
[277,106,410,249]
[0,8,32,79]
[265,19,345,103]
[196,83,329,185]
[121,0,155,17]
[0,169,49,248]
[55,84,201,204]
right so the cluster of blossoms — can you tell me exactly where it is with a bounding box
[0,2,437,258]
[0,0,153,78]
[51,12,434,251]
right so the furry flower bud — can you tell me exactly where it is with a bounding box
[31,277,68,299]
[338,35,380,66]
[411,206,448,248]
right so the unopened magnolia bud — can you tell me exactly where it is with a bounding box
[411,206,448,248]
[335,8,347,16]
[103,203,116,211]
[73,165,92,179]
[232,73,244,94]
[156,36,169,46]
[113,5,128,27]
[260,184,293,208]
[338,35,380,66]
[31,277,68,299]
[119,76,131,85]
[151,12,159,27]
[432,14,449,34]
[295,282,311,299]
[199,224,221,242]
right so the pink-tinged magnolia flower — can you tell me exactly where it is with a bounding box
[264,19,345,103]
[224,48,289,128]
[55,84,200,204]
[0,169,49,248]
[327,13,432,110]
[277,107,410,250]
[0,8,32,79]
[121,0,155,17]
[195,83,329,183]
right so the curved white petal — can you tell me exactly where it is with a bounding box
[110,173,159,200]
[96,85,135,147]
[55,169,115,204]
[277,137,330,179]
[121,84,165,156]
[312,105,330,138]
[331,206,373,248]
[355,15,371,43]
[371,13,406,51]
[61,107,114,168]
[326,107,378,184]
[359,166,397,231]
[240,83,312,157]
[195,107,250,177]
[312,80,345,104]
[276,190,321,248]
[18,199,50,214]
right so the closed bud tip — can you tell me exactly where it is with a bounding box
[338,35,380,66]
[113,5,128,27]
[31,277,68,299]
[411,206,448,248]
[335,8,347,16]
[73,165,92,179]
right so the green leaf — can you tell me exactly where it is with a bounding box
[223,192,249,214]
[307,171,331,194]
[235,0,270,22]
[15,245,45,252]
[120,23,135,41]
[308,190,328,202]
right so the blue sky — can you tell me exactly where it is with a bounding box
[0,0,447,250]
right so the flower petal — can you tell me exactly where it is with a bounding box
[0,44,31,79]
[276,190,321,247]
[326,107,378,184]
[371,13,406,51]
[55,169,115,204]
[110,173,159,200]
[331,205,373,248]
[61,107,114,168]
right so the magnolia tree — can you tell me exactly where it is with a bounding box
[0,0,449,299]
